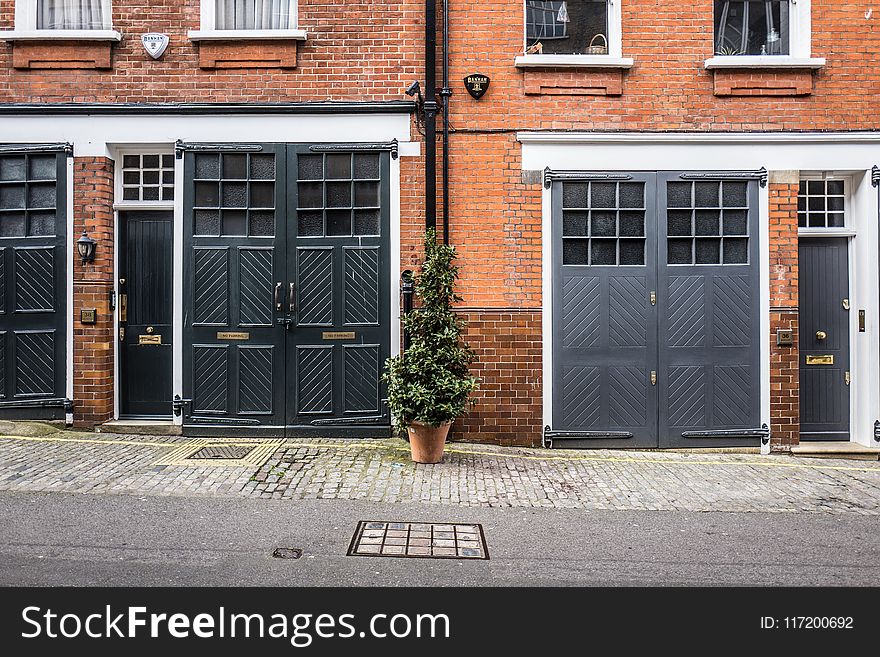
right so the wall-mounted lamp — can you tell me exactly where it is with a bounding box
[76,231,97,265]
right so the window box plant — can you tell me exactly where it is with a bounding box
[383,229,478,463]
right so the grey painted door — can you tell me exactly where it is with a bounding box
[183,145,390,434]
[799,237,850,441]
[119,211,173,417]
[658,174,762,448]
[551,174,659,448]
[552,172,762,448]
[0,150,67,420]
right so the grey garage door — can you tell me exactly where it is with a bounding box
[0,147,68,420]
[551,172,762,448]
[182,144,391,436]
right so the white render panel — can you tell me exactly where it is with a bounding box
[0,114,413,157]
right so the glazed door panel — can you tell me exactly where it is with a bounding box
[0,150,67,419]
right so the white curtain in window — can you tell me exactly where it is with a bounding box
[215,0,292,30]
[37,1,108,30]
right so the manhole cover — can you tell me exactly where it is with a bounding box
[272,547,303,559]
[347,521,489,560]
[190,445,255,460]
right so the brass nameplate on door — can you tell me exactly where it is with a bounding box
[323,331,356,340]
[138,335,162,345]
[217,332,250,340]
[806,355,834,365]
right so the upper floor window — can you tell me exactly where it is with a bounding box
[714,1,789,55]
[518,0,630,67]
[5,0,118,36]
[190,0,305,40]
[214,0,294,30]
[35,0,110,30]
[526,0,608,55]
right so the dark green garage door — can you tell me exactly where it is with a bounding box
[0,146,68,420]
[551,171,764,448]
[182,144,391,435]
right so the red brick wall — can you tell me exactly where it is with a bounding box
[72,157,115,427]
[768,177,800,450]
[0,1,423,102]
[455,310,542,447]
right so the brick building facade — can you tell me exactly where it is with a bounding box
[0,1,878,451]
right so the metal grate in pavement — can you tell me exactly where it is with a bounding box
[190,445,253,460]
[153,439,284,467]
[347,521,489,560]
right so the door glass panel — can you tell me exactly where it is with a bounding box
[561,180,646,265]
[295,152,384,238]
[666,180,749,265]
[193,152,276,237]
[0,153,59,240]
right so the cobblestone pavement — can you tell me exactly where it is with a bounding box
[0,422,878,514]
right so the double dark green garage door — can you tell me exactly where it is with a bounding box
[182,144,392,435]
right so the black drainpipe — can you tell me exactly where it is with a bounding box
[439,0,452,245]
[424,0,438,236]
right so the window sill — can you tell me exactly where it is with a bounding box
[0,29,122,42]
[515,54,634,69]
[188,29,307,42]
[704,56,825,70]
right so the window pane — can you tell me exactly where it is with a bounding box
[354,210,380,236]
[563,239,589,265]
[215,0,293,30]
[590,211,616,237]
[619,240,644,266]
[297,211,323,237]
[563,211,588,237]
[714,1,790,56]
[590,239,616,265]
[526,1,608,56]
[37,0,109,30]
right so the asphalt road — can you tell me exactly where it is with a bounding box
[0,491,877,586]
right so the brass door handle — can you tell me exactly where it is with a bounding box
[815,330,827,341]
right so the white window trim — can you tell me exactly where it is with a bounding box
[705,0,824,69]
[797,173,855,237]
[112,147,176,210]
[188,1,307,41]
[515,0,631,69]
[0,0,121,41]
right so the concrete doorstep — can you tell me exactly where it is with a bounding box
[790,441,880,461]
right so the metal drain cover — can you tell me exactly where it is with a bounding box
[189,445,254,460]
[272,547,303,559]
[348,521,489,560]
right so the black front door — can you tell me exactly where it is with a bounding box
[552,172,762,448]
[0,149,67,419]
[182,145,391,434]
[799,237,850,441]
[119,211,173,416]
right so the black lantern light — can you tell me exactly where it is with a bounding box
[76,231,97,265]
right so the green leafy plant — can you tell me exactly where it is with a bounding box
[715,44,745,56]
[383,229,478,432]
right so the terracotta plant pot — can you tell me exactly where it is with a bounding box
[406,421,452,464]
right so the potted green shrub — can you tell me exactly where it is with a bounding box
[383,229,478,463]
